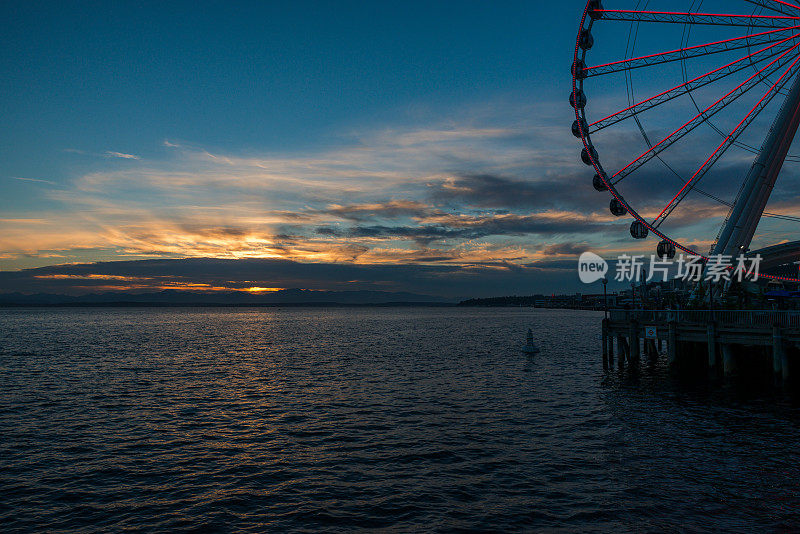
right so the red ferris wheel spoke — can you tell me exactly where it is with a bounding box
[586,26,800,77]
[595,9,800,27]
[589,32,800,132]
[743,0,799,17]
[572,1,800,281]
[653,52,800,227]
[611,42,800,183]
[773,0,800,11]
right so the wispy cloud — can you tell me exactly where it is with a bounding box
[104,151,140,160]
[11,176,57,186]
[63,148,140,160]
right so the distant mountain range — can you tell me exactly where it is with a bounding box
[0,288,455,307]
[459,295,541,306]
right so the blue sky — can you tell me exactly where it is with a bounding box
[1,0,571,196]
[3,1,800,297]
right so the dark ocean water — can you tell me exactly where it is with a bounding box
[2,307,800,532]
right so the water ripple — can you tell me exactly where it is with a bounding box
[2,307,800,532]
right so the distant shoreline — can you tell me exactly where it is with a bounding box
[0,291,608,309]
[0,288,456,307]
[0,303,606,310]
[0,301,457,308]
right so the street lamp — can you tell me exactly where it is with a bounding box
[602,277,608,319]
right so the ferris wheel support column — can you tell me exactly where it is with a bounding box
[714,69,800,257]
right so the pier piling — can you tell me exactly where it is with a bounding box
[617,335,628,367]
[783,351,790,383]
[607,331,614,364]
[629,320,640,364]
[707,322,717,369]
[646,339,658,361]
[668,321,677,366]
[722,344,736,376]
[773,325,784,377]
[603,309,800,387]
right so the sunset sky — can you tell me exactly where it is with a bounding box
[4,0,800,298]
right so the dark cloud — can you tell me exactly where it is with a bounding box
[315,227,339,236]
[319,200,432,221]
[177,225,248,238]
[0,257,589,299]
[429,173,598,212]
[541,242,590,256]
[316,214,612,244]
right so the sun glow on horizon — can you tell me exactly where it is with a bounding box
[244,286,285,293]
[30,274,288,294]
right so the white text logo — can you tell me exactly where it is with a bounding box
[578,251,609,284]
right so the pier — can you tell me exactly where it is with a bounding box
[602,309,800,382]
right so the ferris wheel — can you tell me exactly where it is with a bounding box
[572,0,800,282]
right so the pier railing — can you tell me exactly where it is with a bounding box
[609,309,800,329]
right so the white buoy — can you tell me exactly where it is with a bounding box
[522,328,539,354]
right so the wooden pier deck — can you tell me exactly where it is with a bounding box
[602,309,800,381]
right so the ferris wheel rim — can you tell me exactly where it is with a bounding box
[572,0,800,283]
